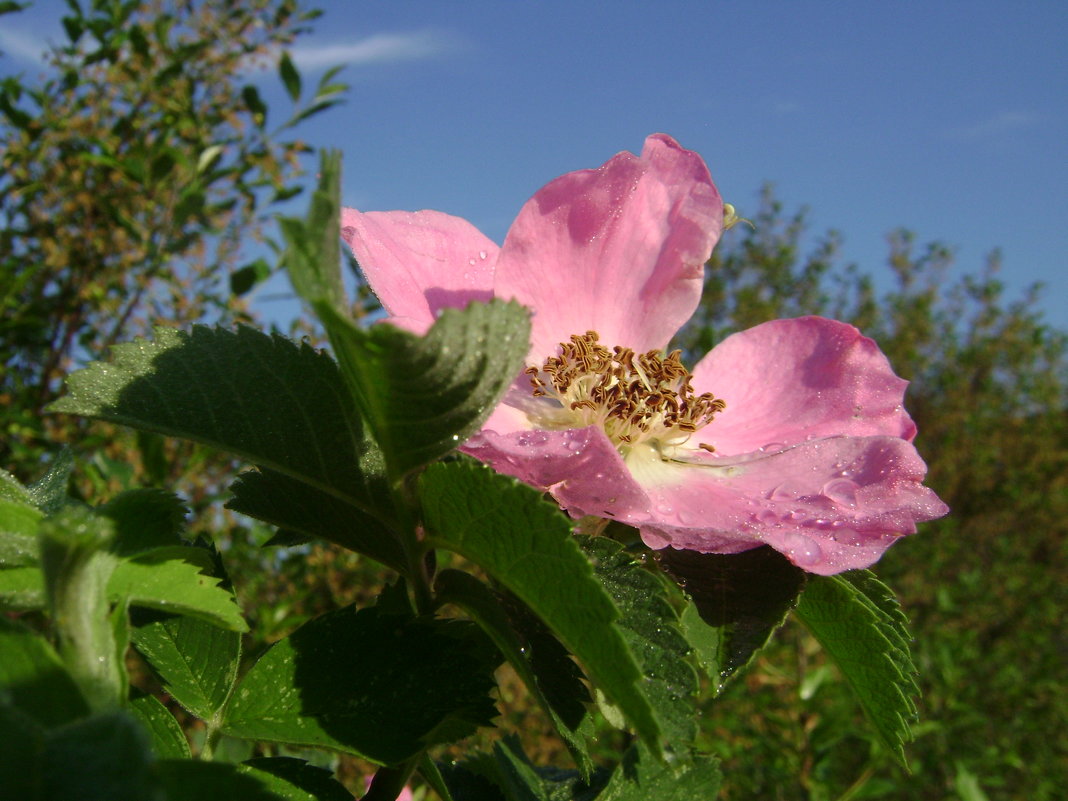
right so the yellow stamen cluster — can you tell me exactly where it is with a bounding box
[525,331,726,456]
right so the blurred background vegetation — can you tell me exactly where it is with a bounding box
[2,2,1064,799]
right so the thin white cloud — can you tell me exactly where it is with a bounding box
[0,26,48,65]
[945,110,1039,140]
[771,99,801,115]
[290,29,463,71]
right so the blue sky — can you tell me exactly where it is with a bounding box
[3,1,1066,330]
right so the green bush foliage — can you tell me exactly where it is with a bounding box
[680,188,1067,801]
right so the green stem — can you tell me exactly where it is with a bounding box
[200,723,223,761]
[41,513,124,712]
[52,551,123,711]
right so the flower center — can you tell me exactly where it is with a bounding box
[524,331,725,459]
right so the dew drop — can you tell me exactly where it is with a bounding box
[822,478,859,507]
[676,509,697,525]
[755,508,779,526]
[766,483,794,501]
[468,257,476,265]
[478,250,488,260]
[783,532,822,567]
[760,441,786,454]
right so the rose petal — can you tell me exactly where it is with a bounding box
[340,208,498,334]
[635,436,948,574]
[692,317,917,454]
[493,134,723,359]
[462,426,650,520]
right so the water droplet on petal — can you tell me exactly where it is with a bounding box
[478,250,488,260]
[761,441,786,454]
[783,532,822,567]
[468,257,476,265]
[766,483,794,501]
[676,509,697,525]
[755,508,779,525]
[822,478,859,507]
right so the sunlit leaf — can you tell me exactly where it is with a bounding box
[794,571,919,768]
[419,460,662,756]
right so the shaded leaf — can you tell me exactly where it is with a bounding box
[43,712,156,801]
[227,468,407,572]
[657,545,806,685]
[98,489,187,557]
[222,604,498,764]
[154,759,289,800]
[49,325,394,528]
[28,447,74,513]
[435,568,593,778]
[419,460,661,756]
[579,537,697,748]
[0,616,89,727]
[283,151,530,480]
[278,51,301,102]
[230,259,271,296]
[128,693,190,759]
[0,701,45,801]
[318,298,531,480]
[241,757,353,801]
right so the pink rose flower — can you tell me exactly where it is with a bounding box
[340,134,948,575]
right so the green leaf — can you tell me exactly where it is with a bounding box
[197,143,225,174]
[657,545,806,687]
[222,604,498,764]
[242,84,267,125]
[42,712,157,801]
[419,460,662,756]
[154,760,290,800]
[0,565,45,610]
[278,51,302,102]
[0,617,89,727]
[434,569,593,778]
[127,693,190,759]
[594,741,722,801]
[438,738,721,801]
[579,536,698,748]
[227,468,406,572]
[319,298,531,480]
[0,467,33,505]
[98,489,187,557]
[794,570,919,768]
[28,447,74,513]
[241,757,354,801]
[131,614,241,723]
[49,325,395,529]
[282,151,531,481]
[230,259,272,297]
[0,496,42,563]
[0,701,46,801]
[108,546,248,632]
